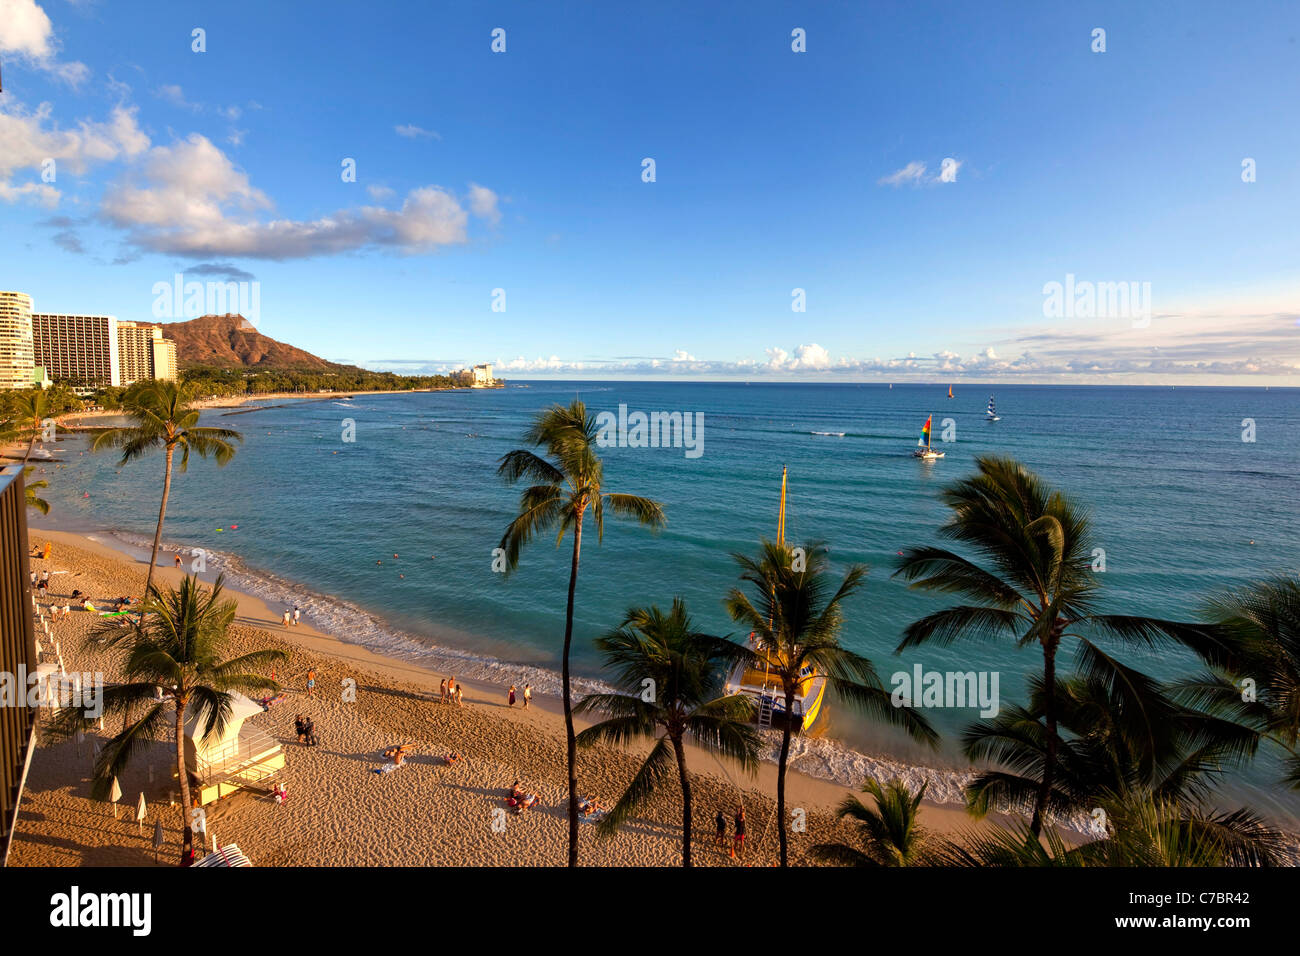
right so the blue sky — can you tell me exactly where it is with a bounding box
[1,0,1297,382]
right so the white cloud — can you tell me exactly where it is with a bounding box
[395,124,440,140]
[100,134,494,259]
[878,161,928,187]
[0,102,149,204]
[0,180,58,206]
[671,349,697,362]
[366,184,396,201]
[466,182,499,224]
[0,0,89,85]
[156,84,199,111]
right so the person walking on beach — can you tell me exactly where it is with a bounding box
[733,806,747,858]
[293,606,301,626]
[454,684,464,707]
[522,683,531,708]
[715,810,728,848]
[174,554,183,569]
[508,684,517,707]
[439,678,448,704]
[306,668,317,698]
[282,608,291,627]
[294,714,306,744]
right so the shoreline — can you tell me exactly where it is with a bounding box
[9,530,1021,867]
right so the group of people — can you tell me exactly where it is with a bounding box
[507,781,541,814]
[439,677,464,706]
[294,714,319,746]
[714,806,747,856]
[506,683,532,708]
[30,569,51,594]
[281,606,302,627]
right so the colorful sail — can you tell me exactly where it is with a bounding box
[987,395,996,416]
[947,385,954,399]
[917,415,932,447]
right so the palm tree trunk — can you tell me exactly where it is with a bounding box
[1031,638,1059,837]
[671,734,693,867]
[776,684,795,866]
[175,697,194,864]
[146,444,175,600]
[562,509,584,867]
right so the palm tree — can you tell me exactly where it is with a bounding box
[726,539,938,866]
[1076,791,1289,866]
[496,400,666,866]
[574,599,760,866]
[811,777,932,866]
[936,793,1285,867]
[893,455,1226,835]
[92,380,242,601]
[961,672,1260,821]
[5,387,55,465]
[1194,576,1300,788]
[76,574,284,863]
[21,465,49,514]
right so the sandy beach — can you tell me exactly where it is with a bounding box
[8,530,1004,867]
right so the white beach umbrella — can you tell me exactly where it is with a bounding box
[136,792,147,833]
[109,776,122,819]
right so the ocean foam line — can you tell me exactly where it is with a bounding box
[98,528,1103,836]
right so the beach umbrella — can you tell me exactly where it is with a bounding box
[109,776,122,819]
[152,819,164,862]
[136,792,147,833]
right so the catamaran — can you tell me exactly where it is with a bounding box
[985,395,1000,421]
[723,466,828,733]
[912,414,944,459]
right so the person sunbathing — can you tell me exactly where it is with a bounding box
[443,751,461,766]
[515,793,540,814]
[509,781,525,800]
[578,796,604,816]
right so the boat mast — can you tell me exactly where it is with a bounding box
[777,464,787,548]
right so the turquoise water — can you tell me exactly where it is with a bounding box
[28,382,1300,824]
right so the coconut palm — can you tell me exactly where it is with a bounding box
[962,672,1261,821]
[893,455,1226,835]
[574,599,760,866]
[1190,576,1300,788]
[21,465,49,514]
[726,539,938,866]
[496,400,666,866]
[92,380,242,601]
[77,574,284,863]
[811,777,932,866]
[5,387,55,465]
[1076,792,1288,867]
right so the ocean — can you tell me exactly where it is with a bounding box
[27,381,1300,826]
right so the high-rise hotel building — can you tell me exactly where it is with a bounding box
[30,313,120,387]
[116,321,178,385]
[0,292,36,390]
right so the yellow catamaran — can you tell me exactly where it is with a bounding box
[724,466,828,732]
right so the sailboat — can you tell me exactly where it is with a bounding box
[912,415,944,459]
[985,395,1000,421]
[724,466,828,733]
[947,385,954,399]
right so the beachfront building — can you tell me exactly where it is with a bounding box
[117,321,178,385]
[31,313,121,387]
[471,363,496,387]
[0,292,36,391]
[0,466,38,865]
